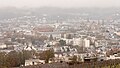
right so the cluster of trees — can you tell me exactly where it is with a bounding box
[0,50,33,67]
[0,49,55,67]
[36,50,54,63]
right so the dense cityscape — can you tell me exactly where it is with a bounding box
[0,7,120,68]
[0,2,120,67]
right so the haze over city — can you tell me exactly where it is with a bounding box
[0,0,120,8]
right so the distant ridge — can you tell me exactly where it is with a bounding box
[0,7,120,20]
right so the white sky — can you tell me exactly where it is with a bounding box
[0,0,120,8]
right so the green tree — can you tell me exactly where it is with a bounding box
[39,50,54,63]
[59,40,66,46]
[0,52,7,67]
[0,50,33,67]
[69,56,77,62]
[6,51,21,67]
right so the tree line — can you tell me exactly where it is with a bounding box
[0,50,33,68]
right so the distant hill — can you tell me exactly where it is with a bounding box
[0,7,120,20]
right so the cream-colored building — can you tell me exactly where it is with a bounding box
[0,43,7,49]
[25,59,45,66]
[84,38,90,47]
[73,38,84,46]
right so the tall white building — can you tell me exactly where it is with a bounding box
[84,38,90,47]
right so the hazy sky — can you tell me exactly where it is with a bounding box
[0,0,120,8]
